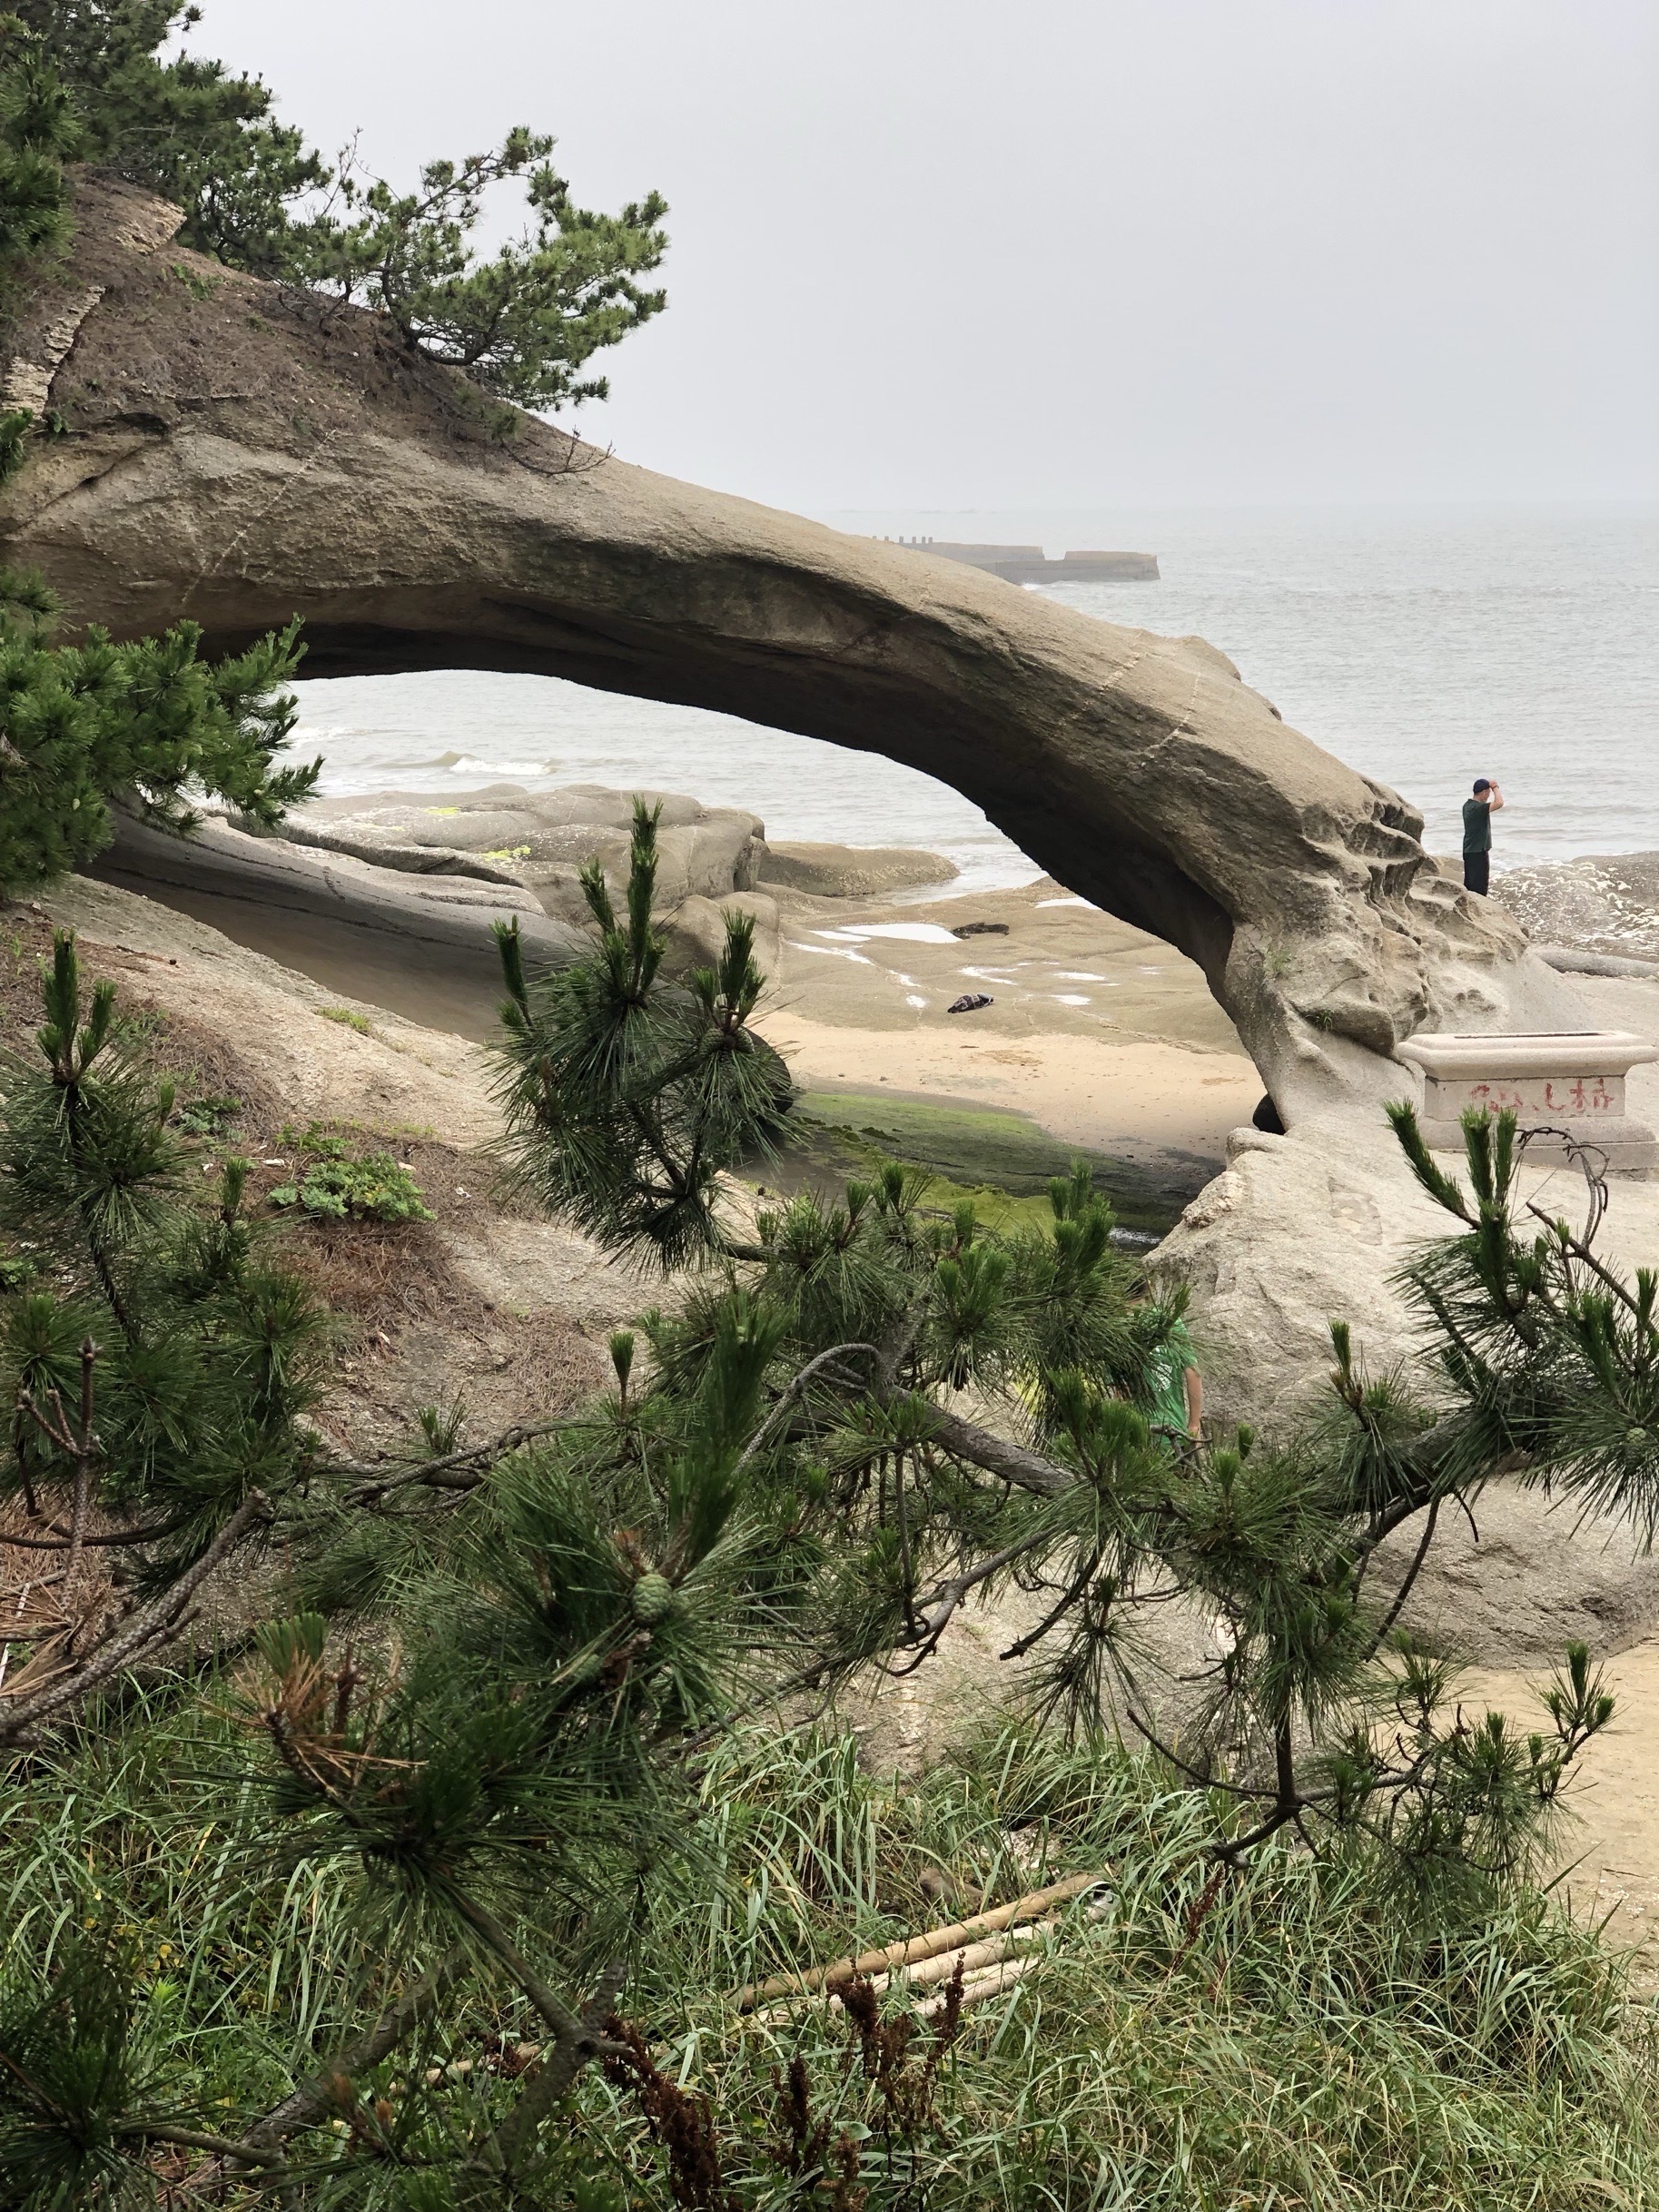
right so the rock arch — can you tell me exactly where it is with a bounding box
[3,175,1581,1124]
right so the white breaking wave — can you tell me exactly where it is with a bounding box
[436,750,561,779]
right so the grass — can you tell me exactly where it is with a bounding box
[6,1691,1650,2210]
[751,1091,1201,1239]
[601,1725,1659,2210]
[170,261,222,300]
[320,1006,373,1035]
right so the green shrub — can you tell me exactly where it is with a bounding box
[173,1091,241,1137]
[268,1126,432,1222]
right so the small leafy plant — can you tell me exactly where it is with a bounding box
[268,1127,432,1222]
[173,1091,242,1137]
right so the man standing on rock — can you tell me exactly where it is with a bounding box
[1462,776,1504,895]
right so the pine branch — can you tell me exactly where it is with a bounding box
[485,1952,630,2175]
[884,1529,1055,1677]
[444,1889,603,2050]
[113,2120,290,2170]
[65,1338,95,1591]
[733,1342,880,1473]
[0,1517,183,1551]
[235,1948,471,2159]
[923,1405,1074,1498]
[1364,1496,1441,1659]
[0,1491,271,1744]
[341,1416,569,1502]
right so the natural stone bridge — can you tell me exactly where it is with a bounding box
[2,174,1583,1127]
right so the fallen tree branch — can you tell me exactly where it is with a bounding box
[755,1922,1056,2025]
[735,1868,1109,2012]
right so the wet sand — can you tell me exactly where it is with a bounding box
[761,878,1260,1168]
[94,854,1262,1181]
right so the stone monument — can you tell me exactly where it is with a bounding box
[1394,1031,1659,1174]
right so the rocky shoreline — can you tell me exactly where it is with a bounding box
[92,781,1265,1225]
[18,834,1659,1977]
[87,785,1659,1212]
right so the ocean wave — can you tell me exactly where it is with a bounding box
[434,750,560,778]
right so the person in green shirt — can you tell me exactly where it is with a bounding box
[1145,1317,1203,1445]
[1462,775,1504,895]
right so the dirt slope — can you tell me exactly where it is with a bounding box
[6,877,630,1459]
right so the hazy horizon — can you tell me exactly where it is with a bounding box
[183,0,1656,515]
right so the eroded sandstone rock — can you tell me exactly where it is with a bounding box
[1,172,1593,1130]
[756,843,959,898]
[288,784,766,918]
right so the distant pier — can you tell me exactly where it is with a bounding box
[884,538,1160,584]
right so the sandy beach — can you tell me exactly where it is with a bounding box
[114,836,1265,1197]
[759,875,1259,1169]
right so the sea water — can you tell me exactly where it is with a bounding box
[291,502,1657,891]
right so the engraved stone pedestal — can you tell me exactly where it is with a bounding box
[1394,1032,1659,1174]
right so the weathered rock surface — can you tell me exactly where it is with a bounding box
[756,843,958,898]
[660,891,783,983]
[6,876,631,1456]
[1158,977,1659,1430]
[3,172,1592,1130]
[87,807,584,1039]
[291,783,768,920]
[90,781,793,1032]
[1152,970,1659,1660]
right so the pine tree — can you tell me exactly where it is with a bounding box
[0,863,1649,2201]
[300,135,668,413]
[0,930,325,1734]
[0,568,316,893]
[491,801,793,1269]
[5,4,669,412]
[486,822,1627,1901]
[8,1,329,277]
[0,933,803,2196]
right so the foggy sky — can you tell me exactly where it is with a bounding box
[187,0,1657,512]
